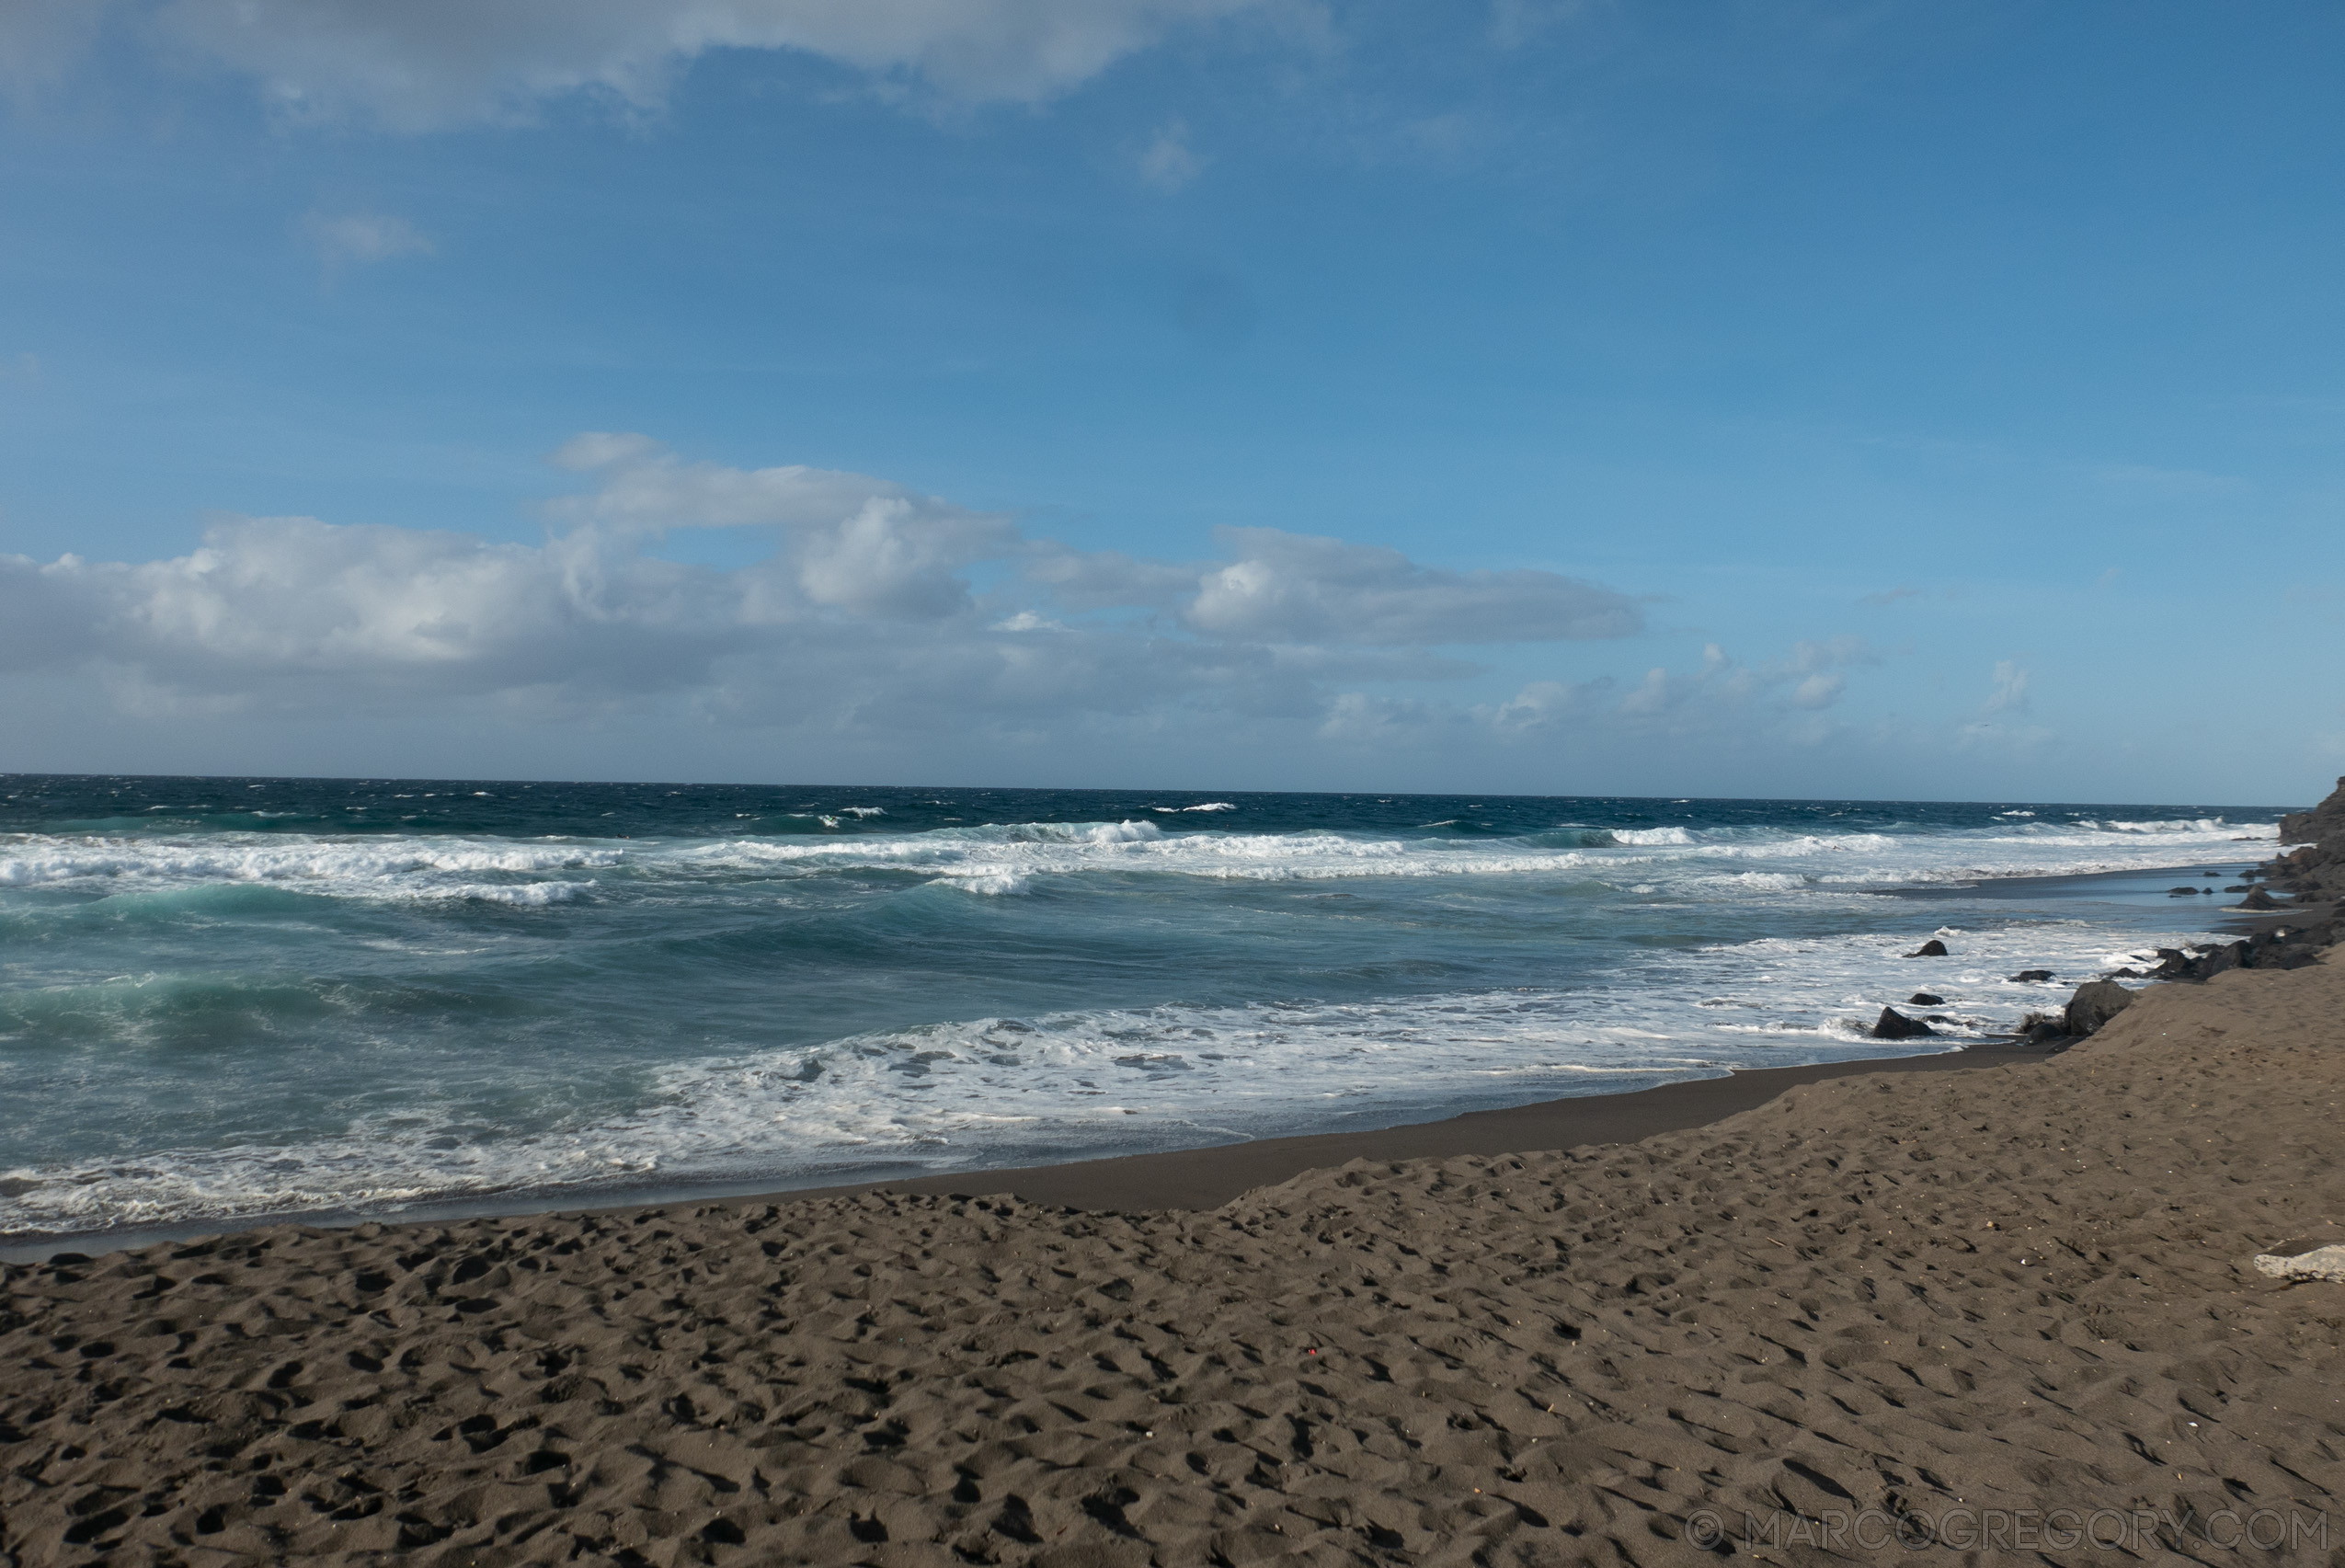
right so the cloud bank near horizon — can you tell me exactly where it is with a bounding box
[0,436,1893,773]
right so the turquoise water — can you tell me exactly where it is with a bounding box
[0,775,2283,1236]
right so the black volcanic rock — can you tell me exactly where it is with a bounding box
[1907,991,1943,1006]
[2278,777,2344,845]
[1871,1007,1936,1039]
[2237,887,2281,910]
[2063,980,2136,1036]
[2008,969,2053,982]
[2196,941,2248,979]
[1905,939,1949,957]
[2271,777,2345,909]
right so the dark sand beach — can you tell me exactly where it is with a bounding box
[6,785,2344,1566]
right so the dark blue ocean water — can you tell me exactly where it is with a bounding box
[0,774,2285,1237]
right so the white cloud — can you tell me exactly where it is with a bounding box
[1484,634,1870,735]
[0,436,1639,738]
[1721,636,1871,713]
[546,434,1018,619]
[1790,671,1844,709]
[1491,676,1610,732]
[2,517,742,700]
[1137,117,1204,190]
[1182,528,1641,646]
[11,443,2019,789]
[1618,666,1672,715]
[1,0,1271,129]
[1984,658,2030,714]
[302,210,435,267]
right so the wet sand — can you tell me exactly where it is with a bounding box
[7,952,2342,1564]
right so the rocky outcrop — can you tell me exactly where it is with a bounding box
[2269,775,2345,915]
[2278,777,2345,844]
[2064,979,2136,1037]
[2118,929,2330,982]
[1905,939,1949,957]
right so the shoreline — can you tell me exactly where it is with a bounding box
[0,853,2281,1265]
[0,1039,2052,1265]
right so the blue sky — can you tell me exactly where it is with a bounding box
[1,1,2339,803]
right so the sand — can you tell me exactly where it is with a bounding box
[6,949,2344,1566]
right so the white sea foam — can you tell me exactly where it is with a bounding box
[1610,826,1699,845]
[0,914,2224,1236]
[0,836,619,891]
[941,871,1031,896]
[0,811,2273,911]
[411,881,590,906]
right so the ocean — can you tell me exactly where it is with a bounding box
[0,775,2284,1242]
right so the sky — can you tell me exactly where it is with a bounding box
[0,1,2339,805]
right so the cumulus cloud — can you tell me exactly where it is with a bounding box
[0,436,1644,743]
[0,0,1270,128]
[1,517,744,702]
[546,434,1018,619]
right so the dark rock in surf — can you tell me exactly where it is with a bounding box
[1905,939,1949,957]
[2195,941,2248,979]
[1871,1007,1936,1039]
[2008,969,2053,982]
[2236,887,2281,910]
[2063,979,2136,1036]
[1907,991,1943,1006]
[2168,886,2204,896]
